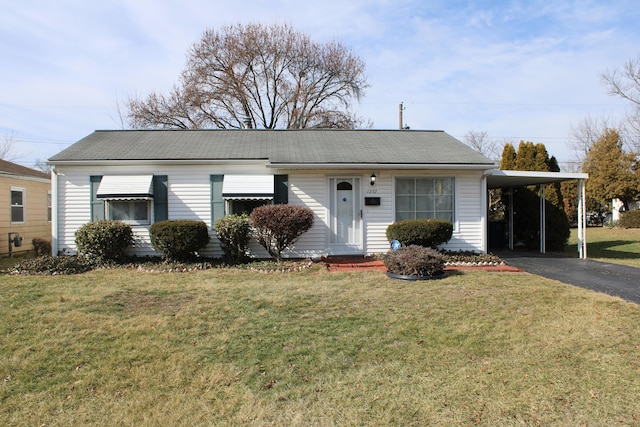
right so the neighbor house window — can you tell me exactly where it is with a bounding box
[106,200,151,225]
[395,177,454,223]
[11,188,25,223]
[47,191,52,222]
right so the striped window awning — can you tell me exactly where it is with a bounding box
[97,175,154,200]
[222,175,274,200]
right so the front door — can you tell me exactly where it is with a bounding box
[329,177,362,254]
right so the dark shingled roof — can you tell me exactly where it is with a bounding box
[0,159,50,179]
[49,129,495,166]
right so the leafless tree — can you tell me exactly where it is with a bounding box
[601,53,640,150]
[33,159,52,173]
[127,23,369,130]
[569,114,617,162]
[463,130,500,160]
[0,132,17,160]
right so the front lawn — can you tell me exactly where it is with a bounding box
[568,227,640,267]
[2,267,640,425]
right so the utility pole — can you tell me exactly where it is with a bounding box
[398,102,409,129]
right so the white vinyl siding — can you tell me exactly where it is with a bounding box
[54,165,486,257]
[287,173,327,258]
[363,172,394,254]
[446,172,485,252]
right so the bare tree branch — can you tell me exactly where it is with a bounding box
[126,23,368,130]
[0,131,17,160]
[463,130,500,160]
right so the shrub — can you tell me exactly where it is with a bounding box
[213,214,251,263]
[150,220,210,261]
[385,219,453,248]
[619,210,640,228]
[75,220,133,261]
[383,245,447,277]
[250,205,314,261]
[32,238,52,257]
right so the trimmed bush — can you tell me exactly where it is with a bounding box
[150,219,210,261]
[386,219,453,248]
[32,238,52,257]
[383,245,447,277]
[75,220,133,261]
[250,204,314,261]
[214,214,251,263]
[619,210,640,228]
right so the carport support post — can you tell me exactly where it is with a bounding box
[578,179,587,259]
[508,187,514,250]
[539,184,546,254]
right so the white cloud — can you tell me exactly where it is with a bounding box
[1,0,639,165]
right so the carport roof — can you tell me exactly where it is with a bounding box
[487,170,588,189]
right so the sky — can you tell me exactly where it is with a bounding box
[1,0,639,169]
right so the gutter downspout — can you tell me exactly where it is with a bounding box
[481,173,488,253]
[51,166,59,256]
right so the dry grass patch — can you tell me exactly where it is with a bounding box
[2,267,640,425]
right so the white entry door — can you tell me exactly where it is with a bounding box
[329,177,362,254]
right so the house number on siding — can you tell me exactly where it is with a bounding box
[366,189,378,194]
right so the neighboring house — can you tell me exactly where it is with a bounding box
[612,198,640,223]
[49,129,569,259]
[0,159,51,256]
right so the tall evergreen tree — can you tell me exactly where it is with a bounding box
[515,141,536,170]
[500,143,516,169]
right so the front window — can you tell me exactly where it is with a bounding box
[11,188,25,223]
[395,177,454,223]
[226,199,271,216]
[107,200,151,225]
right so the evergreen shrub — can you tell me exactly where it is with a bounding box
[150,220,210,261]
[213,214,251,263]
[75,220,133,261]
[385,219,453,248]
[619,210,640,228]
[32,238,52,257]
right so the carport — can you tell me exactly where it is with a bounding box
[486,170,589,259]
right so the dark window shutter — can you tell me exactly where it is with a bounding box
[153,175,168,222]
[274,174,288,204]
[90,176,104,221]
[210,174,224,225]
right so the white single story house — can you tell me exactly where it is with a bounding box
[48,129,588,258]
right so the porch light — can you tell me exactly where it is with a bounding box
[370,172,376,186]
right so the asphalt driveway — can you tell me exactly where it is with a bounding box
[498,252,640,305]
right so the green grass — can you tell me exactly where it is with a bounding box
[568,227,640,267]
[3,266,640,425]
